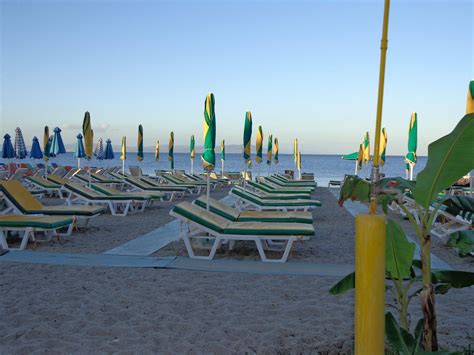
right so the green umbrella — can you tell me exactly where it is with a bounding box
[274,137,279,166]
[202,93,216,210]
[342,152,358,160]
[243,111,252,185]
[168,132,174,171]
[405,112,417,180]
[220,139,225,177]
[379,127,387,167]
[137,124,144,161]
[362,131,370,165]
[267,134,273,166]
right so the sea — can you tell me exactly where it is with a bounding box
[4,153,427,187]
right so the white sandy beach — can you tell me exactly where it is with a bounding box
[0,187,473,353]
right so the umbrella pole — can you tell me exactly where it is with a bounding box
[221,159,224,178]
[243,163,247,189]
[122,160,125,176]
[44,161,48,178]
[206,171,210,211]
[354,160,358,175]
[78,158,81,169]
[191,159,194,175]
[410,164,414,181]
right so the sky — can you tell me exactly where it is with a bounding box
[1,0,473,155]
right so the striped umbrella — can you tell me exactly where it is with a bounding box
[14,127,28,159]
[168,131,174,171]
[405,112,417,180]
[73,133,86,168]
[137,124,144,163]
[357,144,364,174]
[267,134,273,166]
[50,127,66,157]
[274,137,279,166]
[2,134,15,177]
[220,139,225,177]
[202,93,216,209]
[94,138,105,160]
[190,135,195,174]
[362,131,370,165]
[120,136,126,175]
[30,137,43,160]
[255,125,263,164]
[105,139,115,160]
[43,126,50,162]
[243,111,252,185]
[379,127,387,167]
[243,111,252,161]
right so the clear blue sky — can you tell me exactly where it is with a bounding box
[1,0,472,155]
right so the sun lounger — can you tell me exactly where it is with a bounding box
[73,172,120,185]
[63,182,146,216]
[25,176,67,198]
[170,201,314,262]
[90,184,163,205]
[194,196,313,224]
[230,187,321,211]
[160,175,204,193]
[267,175,316,188]
[233,186,312,200]
[124,176,186,200]
[0,180,105,231]
[248,180,312,195]
[0,215,74,250]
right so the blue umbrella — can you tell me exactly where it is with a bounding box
[2,134,15,176]
[49,127,66,157]
[104,139,115,160]
[30,136,43,159]
[74,133,86,168]
[14,127,28,159]
[94,138,105,160]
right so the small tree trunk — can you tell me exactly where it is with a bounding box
[420,232,438,351]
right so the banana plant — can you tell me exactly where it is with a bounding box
[337,113,474,351]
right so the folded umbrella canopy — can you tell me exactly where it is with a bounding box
[357,144,364,174]
[73,133,86,168]
[43,126,50,162]
[2,134,15,176]
[105,139,115,160]
[120,136,126,176]
[362,131,370,165]
[168,131,174,171]
[274,137,279,167]
[267,134,273,166]
[202,93,216,209]
[137,124,144,162]
[82,112,93,186]
[94,138,105,160]
[220,139,225,177]
[50,127,66,157]
[190,135,195,174]
[405,112,417,180]
[14,127,28,159]
[243,111,252,185]
[379,127,387,167]
[30,136,43,160]
[155,140,160,161]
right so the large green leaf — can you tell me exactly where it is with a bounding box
[442,196,474,222]
[338,175,370,206]
[446,230,474,256]
[385,312,415,353]
[329,272,355,295]
[431,270,474,288]
[386,220,416,280]
[413,113,474,209]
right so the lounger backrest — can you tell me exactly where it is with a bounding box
[47,175,68,185]
[90,184,117,195]
[194,196,240,220]
[27,176,61,188]
[125,176,149,188]
[0,180,44,212]
[231,187,262,204]
[65,182,107,199]
[141,176,158,186]
[172,201,230,233]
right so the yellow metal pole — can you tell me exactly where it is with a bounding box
[355,214,386,353]
[355,1,390,354]
[370,0,391,214]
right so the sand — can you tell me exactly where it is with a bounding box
[0,185,473,353]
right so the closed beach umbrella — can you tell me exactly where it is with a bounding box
[155,140,160,161]
[82,112,93,160]
[362,131,370,165]
[137,124,144,162]
[120,136,126,175]
[94,138,105,160]
[274,137,279,166]
[14,127,28,159]
[43,126,50,162]
[2,134,15,176]
[30,137,43,160]
[243,111,252,185]
[168,132,174,171]
[50,127,66,157]
[220,139,225,177]
[357,144,364,174]
[379,128,387,167]
[105,139,115,160]
[190,135,195,174]
[297,151,302,179]
[294,138,299,164]
[405,112,417,180]
[255,126,263,163]
[73,133,86,168]
[267,134,273,166]
[202,93,216,209]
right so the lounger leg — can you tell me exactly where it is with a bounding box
[0,229,8,250]
[19,229,35,250]
[255,238,295,263]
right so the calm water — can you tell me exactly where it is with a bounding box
[3,153,427,186]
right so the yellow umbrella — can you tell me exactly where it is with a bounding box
[120,136,126,176]
[362,131,370,165]
[379,128,387,167]
[155,140,160,161]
